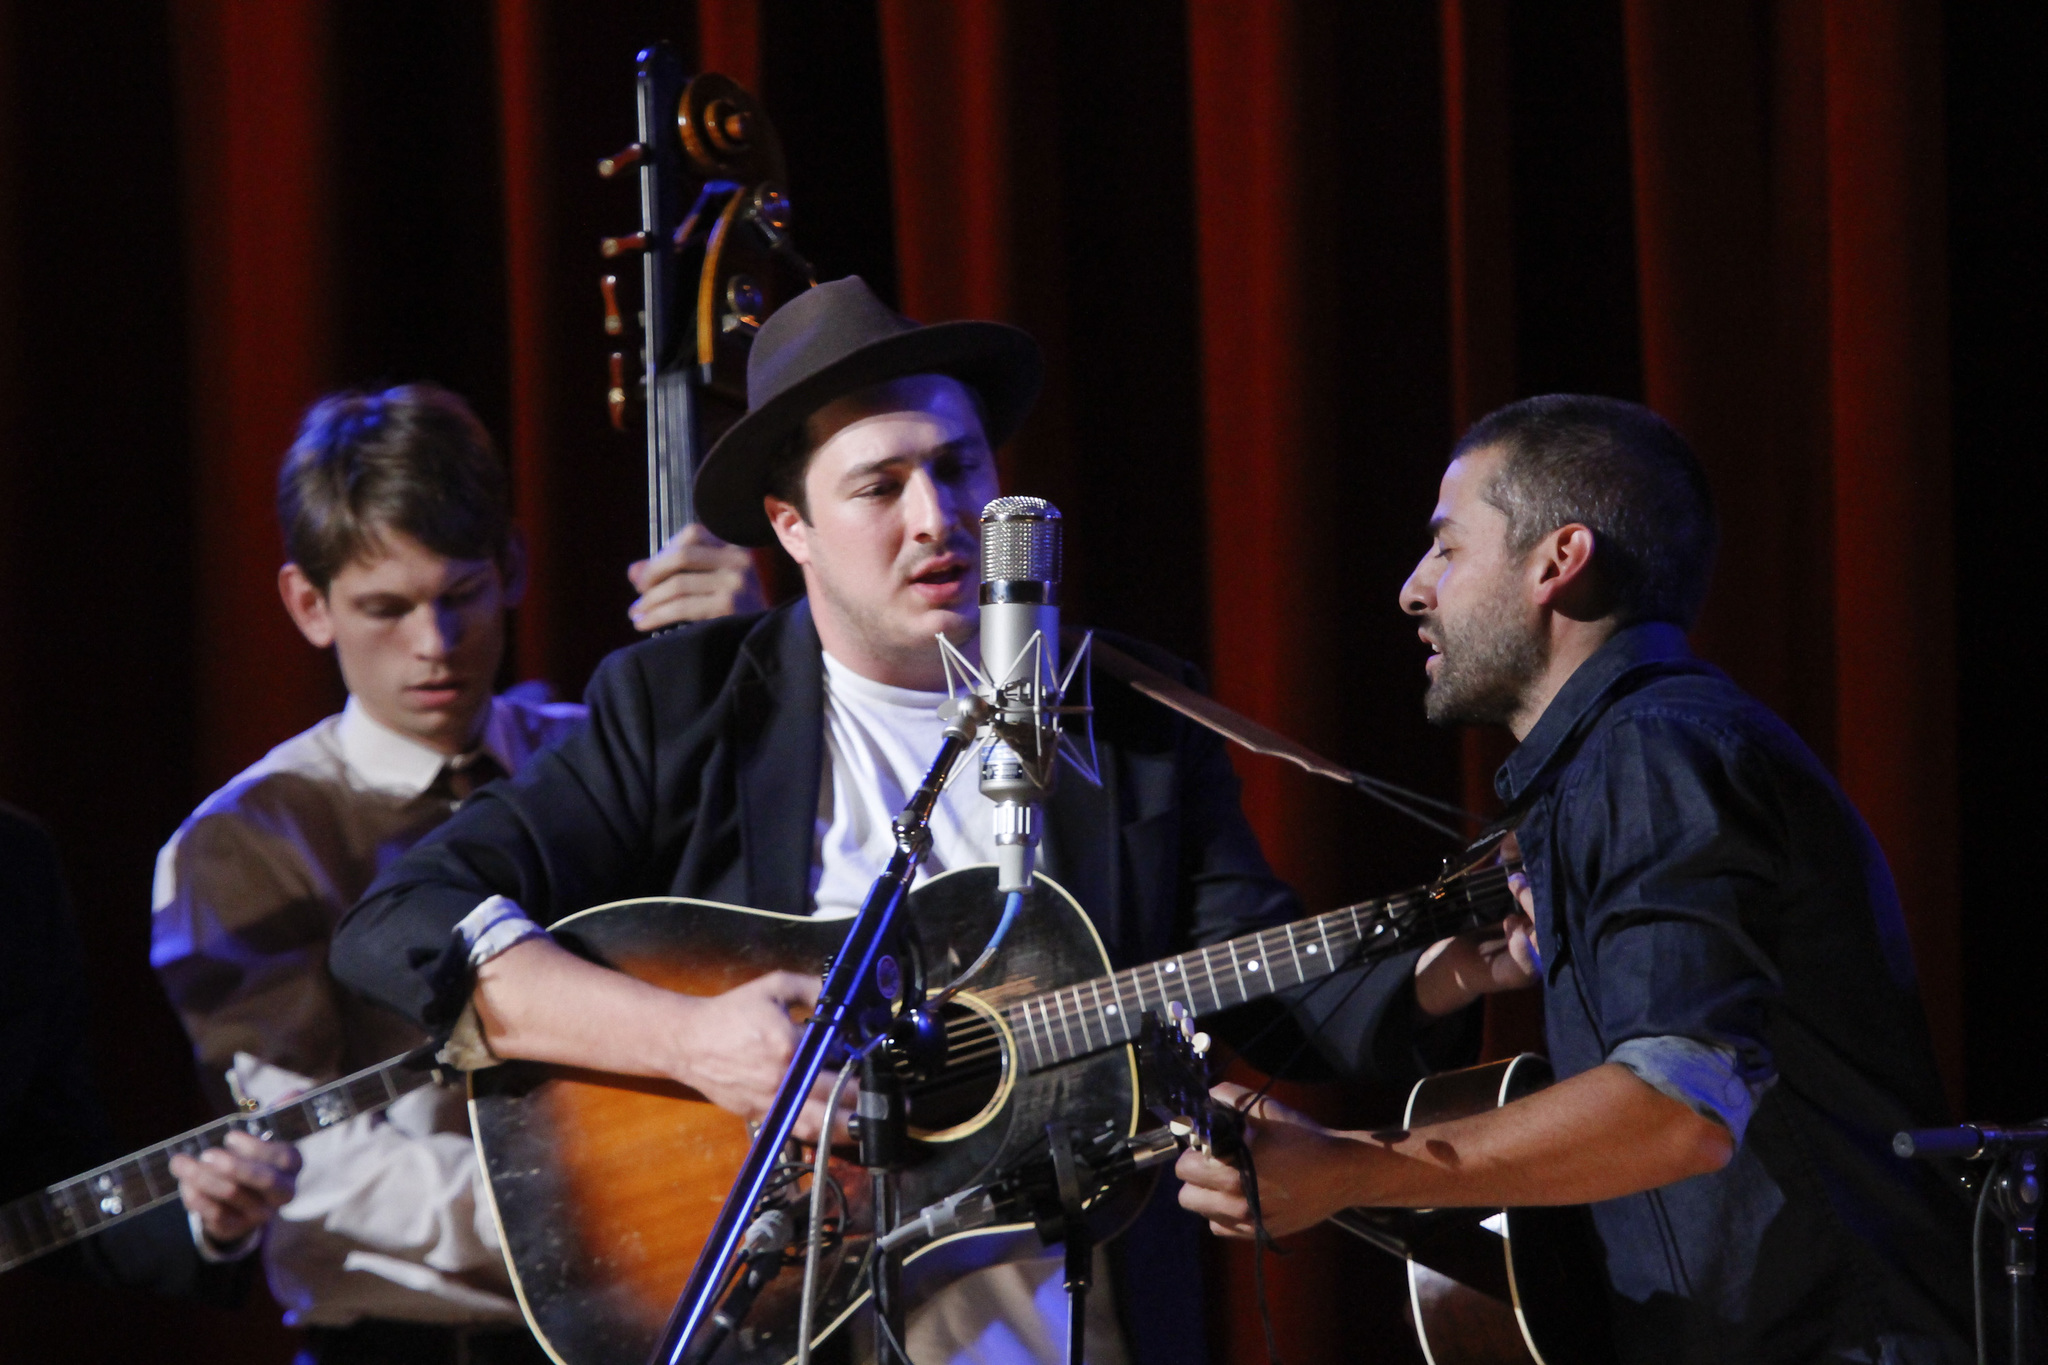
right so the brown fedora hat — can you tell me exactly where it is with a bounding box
[693,276,1043,546]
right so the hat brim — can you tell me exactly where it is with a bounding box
[693,319,1043,546]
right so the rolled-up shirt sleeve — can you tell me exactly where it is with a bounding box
[453,895,549,968]
[1609,1034,1772,1142]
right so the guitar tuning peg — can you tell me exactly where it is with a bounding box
[607,353,630,432]
[600,275,624,336]
[597,143,646,179]
[1191,1031,1212,1056]
[601,231,649,259]
[1166,1000,1187,1025]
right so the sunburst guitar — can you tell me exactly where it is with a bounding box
[470,868,1140,1365]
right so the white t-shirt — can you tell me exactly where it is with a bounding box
[811,651,999,919]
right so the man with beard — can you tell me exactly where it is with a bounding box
[1176,395,1974,1364]
[329,278,1453,1365]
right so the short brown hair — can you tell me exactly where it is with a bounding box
[277,384,511,591]
[1455,394,1718,629]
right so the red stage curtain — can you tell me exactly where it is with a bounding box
[175,0,344,788]
[0,4,1982,1360]
[1623,0,1960,1097]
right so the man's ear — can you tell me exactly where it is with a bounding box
[278,563,337,648]
[766,496,812,568]
[498,527,529,609]
[1530,524,1604,617]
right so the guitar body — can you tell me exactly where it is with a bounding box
[471,867,1142,1365]
[1333,1056,1615,1365]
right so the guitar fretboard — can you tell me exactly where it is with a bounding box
[1005,864,1516,1073]
[0,1048,441,1274]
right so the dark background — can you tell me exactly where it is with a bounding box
[0,1,2039,1361]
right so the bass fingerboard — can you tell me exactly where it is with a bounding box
[0,1048,442,1274]
[1006,864,1517,1073]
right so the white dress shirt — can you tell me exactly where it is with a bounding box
[152,690,584,1328]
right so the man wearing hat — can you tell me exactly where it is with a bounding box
[331,278,1442,1364]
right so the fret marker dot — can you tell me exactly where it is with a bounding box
[1307,945,1319,954]
[1104,1004,1118,1014]
[1247,960,1261,972]
[1165,963,1177,973]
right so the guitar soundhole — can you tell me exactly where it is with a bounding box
[905,996,1012,1140]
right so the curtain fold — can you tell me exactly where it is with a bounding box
[176,0,342,787]
[1623,0,1959,1095]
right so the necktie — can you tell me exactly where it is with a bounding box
[432,751,507,805]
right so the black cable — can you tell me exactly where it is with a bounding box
[1344,773,1471,842]
[869,1250,919,1365]
[1229,1117,1286,1365]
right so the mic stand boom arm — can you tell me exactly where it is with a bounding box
[650,697,986,1365]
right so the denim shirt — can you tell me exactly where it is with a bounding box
[1497,624,1971,1365]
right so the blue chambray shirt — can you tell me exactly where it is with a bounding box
[1497,623,1971,1365]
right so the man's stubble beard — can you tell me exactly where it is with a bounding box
[1422,585,1549,728]
[808,550,980,681]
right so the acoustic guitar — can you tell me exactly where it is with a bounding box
[1331,1057,1615,1365]
[469,843,1518,1365]
[1142,1009,1613,1365]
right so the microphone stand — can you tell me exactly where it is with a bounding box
[1898,1123,2047,1364]
[650,697,985,1365]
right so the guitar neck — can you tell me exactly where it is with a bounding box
[0,1048,441,1274]
[1007,864,1517,1073]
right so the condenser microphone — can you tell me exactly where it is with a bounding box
[977,497,1064,893]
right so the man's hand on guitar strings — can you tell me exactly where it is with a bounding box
[1412,831,1541,1017]
[629,523,765,631]
[171,1130,303,1247]
[664,970,856,1145]
[1176,1083,1357,1240]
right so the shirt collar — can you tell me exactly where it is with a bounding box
[337,695,514,796]
[1495,621,1695,806]
[820,649,950,710]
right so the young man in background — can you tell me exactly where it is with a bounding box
[151,386,583,1364]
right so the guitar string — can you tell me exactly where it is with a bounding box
[1007,864,1518,1067]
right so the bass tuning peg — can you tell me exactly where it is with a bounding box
[601,232,649,259]
[597,143,646,179]
[607,353,631,432]
[600,275,624,336]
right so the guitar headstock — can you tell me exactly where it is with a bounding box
[1138,1002,1242,1159]
[598,48,814,553]
[1434,826,1513,890]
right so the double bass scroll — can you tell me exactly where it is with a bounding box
[597,47,815,558]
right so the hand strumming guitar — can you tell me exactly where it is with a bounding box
[628,524,765,631]
[1173,1084,1355,1240]
[473,936,852,1143]
[1178,1065,1734,1242]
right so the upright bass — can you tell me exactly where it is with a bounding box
[597,44,814,557]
